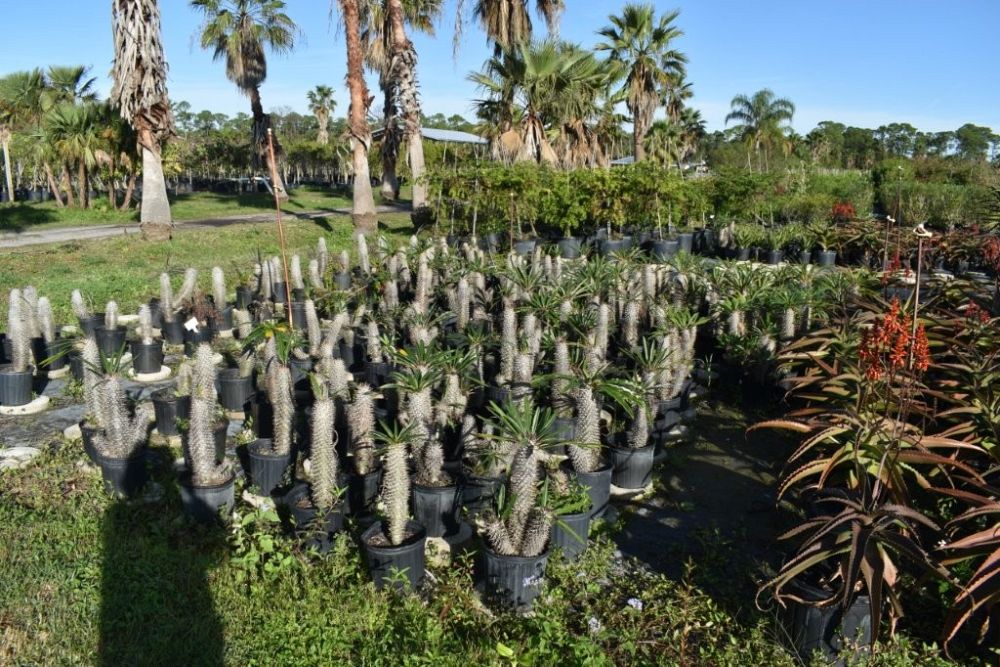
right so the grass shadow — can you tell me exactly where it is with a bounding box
[0,203,60,233]
[99,457,228,666]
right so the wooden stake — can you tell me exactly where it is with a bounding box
[266,129,294,318]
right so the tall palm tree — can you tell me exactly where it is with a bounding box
[44,66,98,107]
[337,0,377,234]
[360,0,440,206]
[725,88,795,172]
[455,0,563,54]
[0,70,45,202]
[664,75,692,124]
[44,102,102,208]
[597,3,687,162]
[191,0,297,200]
[306,85,335,145]
[112,0,175,240]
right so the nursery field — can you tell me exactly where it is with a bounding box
[0,185,376,233]
[0,212,414,325]
[0,398,950,666]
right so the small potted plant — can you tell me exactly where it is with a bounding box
[247,353,296,496]
[544,463,592,561]
[283,375,343,551]
[609,375,655,490]
[130,305,164,375]
[94,301,127,358]
[362,421,427,591]
[34,296,67,375]
[345,382,383,517]
[179,344,235,523]
[809,222,837,267]
[71,289,104,337]
[152,362,192,438]
[0,290,35,407]
[158,273,185,344]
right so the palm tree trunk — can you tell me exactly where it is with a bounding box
[341,0,377,234]
[633,116,646,162]
[380,85,400,201]
[249,86,289,202]
[61,164,75,207]
[138,128,172,240]
[43,162,64,207]
[120,168,136,211]
[78,162,88,208]
[2,137,15,203]
[387,0,427,217]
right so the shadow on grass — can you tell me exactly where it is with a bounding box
[0,203,59,233]
[99,465,227,666]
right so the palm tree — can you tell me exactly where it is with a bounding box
[664,75,692,124]
[0,70,45,202]
[44,102,102,208]
[191,0,297,201]
[44,66,98,107]
[597,3,687,162]
[337,0,378,234]
[112,0,175,240]
[724,88,795,172]
[360,0,440,207]
[306,85,335,145]
[456,0,563,54]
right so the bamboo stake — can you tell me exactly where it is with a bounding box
[266,129,294,317]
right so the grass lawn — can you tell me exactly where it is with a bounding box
[0,211,415,327]
[0,185,408,233]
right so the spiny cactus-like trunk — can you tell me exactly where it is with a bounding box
[356,234,371,276]
[512,351,534,404]
[621,300,640,349]
[159,273,175,322]
[233,309,252,339]
[94,374,148,460]
[105,301,119,331]
[137,305,154,344]
[187,344,227,485]
[317,237,329,276]
[507,445,539,549]
[268,363,294,455]
[456,277,469,331]
[71,289,91,322]
[498,301,517,385]
[383,440,410,546]
[438,373,466,425]
[519,507,553,557]
[211,267,227,309]
[365,320,383,364]
[304,300,321,356]
[569,385,601,473]
[310,393,338,511]
[308,259,323,290]
[626,402,650,449]
[290,255,304,290]
[82,338,103,424]
[175,268,198,304]
[594,303,610,361]
[7,290,30,373]
[347,383,376,475]
[728,310,745,337]
[37,297,55,343]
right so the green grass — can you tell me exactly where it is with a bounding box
[0,212,414,327]
[0,185,406,232]
[0,429,958,665]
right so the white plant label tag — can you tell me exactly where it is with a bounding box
[184,317,200,332]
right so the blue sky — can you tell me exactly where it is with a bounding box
[3,1,998,133]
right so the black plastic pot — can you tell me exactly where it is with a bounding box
[364,361,393,389]
[485,385,511,407]
[0,333,7,364]
[215,306,234,331]
[183,418,229,463]
[459,472,504,517]
[33,336,67,371]
[512,238,537,255]
[784,583,871,663]
[567,464,612,520]
[346,466,382,516]
[550,417,575,456]
[290,301,307,330]
[179,470,235,524]
[161,318,185,345]
[767,249,783,265]
[550,510,590,561]
[677,232,694,254]
[736,247,752,261]
[216,368,255,412]
[80,422,99,463]
[0,369,33,407]
[651,239,679,261]
[338,340,364,370]
[362,520,427,591]
[78,313,104,338]
[284,482,344,553]
[95,326,127,358]
[272,281,289,303]
[289,356,313,389]
[598,237,633,256]
[609,445,655,490]
[183,326,214,356]
[412,483,460,538]
[69,352,84,381]
[151,389,191,437]
[697,229,718,255]
[130,340,164,374]
[235,286,255,309]
[798,250,812,265]
[333,272,352,290]
[558,237,582,259]
[478,547,549,611]
[95,449,148,498]
[291,288,306,302]
[246,438,293,496]
[816,250,837,267]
